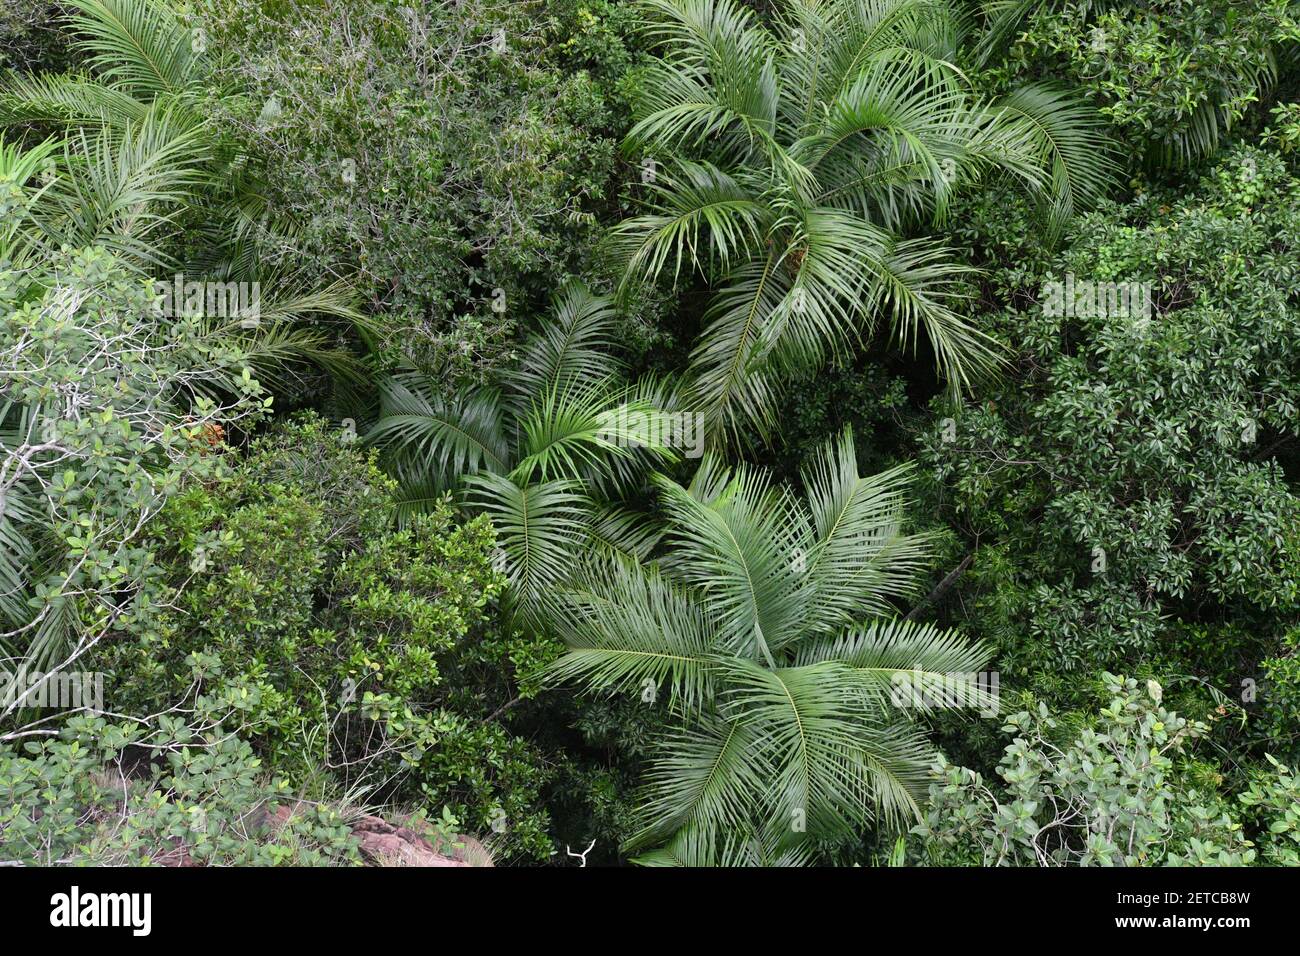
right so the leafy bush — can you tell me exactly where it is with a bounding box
[0,715,361,866]
[0,0,71,72]
[197,0,645,381]
[0,245,266,708]
[92,415,559,860]
[917,145,1300,707]
[994,0,1299,167]
[914,674,1300,866]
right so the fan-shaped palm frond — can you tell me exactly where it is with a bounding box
[547,427,992,864]
[368,282,677,618]
[615,0,1116,445]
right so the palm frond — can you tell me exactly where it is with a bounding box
[464,472,592,613]
[631,816,816,866]
[633,0,781,162]
[366,375,511,487]
[64,0,202,99]
[0,71,152,129]
[982,83,1119,243]
[717,658,882,836]
[608,161,768,292]
[197,320,366,398]
[800,427,931,629]
[585,505,665,563]
[0,134,61,265]
[546,558,719,712]
[512,378,642,484]
[653,462,813,662]
[624,711,766,853]
[508,280,621,402]
[43,107,212,269]
[794,616,995,714]
[685,250,791,442]
[862,235,1002,391]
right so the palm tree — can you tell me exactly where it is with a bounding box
[612,0,1116,442]
[366,281,683,618]
[0,0,364,383]
[545,427,994,864]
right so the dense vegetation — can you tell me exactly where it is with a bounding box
[2,0,1299,868]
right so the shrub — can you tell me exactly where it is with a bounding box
[913,674,1300,866]
[196,0,645,382]
[916,145,1300,707]
[0,715,362,866]
[93,415,559,860]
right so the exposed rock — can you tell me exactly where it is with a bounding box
[264,802,491,868]
[351,815,470,867]
[149,799,488,867]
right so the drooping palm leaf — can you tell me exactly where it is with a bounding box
[546,557,719,711]
[982,83,1119,243]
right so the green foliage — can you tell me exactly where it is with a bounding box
[1236,754,1300,866]
[196,0,644,381]
[612,0,1117,443]
[0,1,72,73]
[914,674,1300,866]
[92,415,558,860]
[6,0,1300,871]
[367,280,682,618]
[917,145,1300,705]
[0,245,266,691]
[0,715,361,866]
[0,0,366,401]
[547,428,992,864]
[995,0,1299,168]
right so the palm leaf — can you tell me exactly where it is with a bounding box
[508,280,621,402]
[546,558,719,712]
[800,427,931,629]
[654,463,813,662]
[982,83,1119,243]
[64,0,201,99]
[464,472,592,614]
[366,375,510,487]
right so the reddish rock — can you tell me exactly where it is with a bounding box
[351,815,471,868]
[152,801,486,867]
